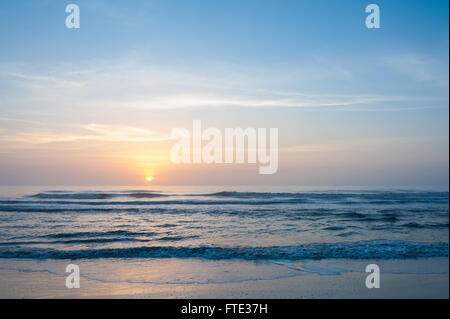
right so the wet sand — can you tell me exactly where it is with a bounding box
[0,258,448,299]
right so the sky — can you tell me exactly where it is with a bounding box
[0,0,448,187]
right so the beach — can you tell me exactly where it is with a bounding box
[0,258,448,298]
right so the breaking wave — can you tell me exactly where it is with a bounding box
[0,241,447,260]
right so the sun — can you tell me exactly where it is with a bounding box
[146,177,153,183]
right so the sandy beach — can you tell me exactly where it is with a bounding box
[0,269,448,299]
[0,258,448,299]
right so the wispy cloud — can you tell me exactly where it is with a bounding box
[81,124,171,142]
[118,92,404,109]
[0,124,172,145]
[0,117,42,125]
[0,58,415,112]
[383,53,449,85]
[7,72,85,89]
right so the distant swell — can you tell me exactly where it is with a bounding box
[204,191,450,203]
[21,190,450,204]
[29,191,167,200]
[0,199,310,210]
[0,241,447,260]
[42,230,155,239]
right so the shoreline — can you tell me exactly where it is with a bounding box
[0,257,448,298]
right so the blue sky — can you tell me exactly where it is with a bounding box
[0,0,448,187]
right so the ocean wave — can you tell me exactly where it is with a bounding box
[0,241,447,260]
[400,222,449,229]
[42,230,156,239]
[0,237,154,246]
[18,190,449,204]
[28,191,167,200]
[205,191,299,198]
[0,199,308,211]
[203,191,449,202]
[0,203,447,231]
[0,206,142,213]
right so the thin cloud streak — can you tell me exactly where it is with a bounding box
[7,72,85,89]
[0,124,172,145]
[0,58,427,112]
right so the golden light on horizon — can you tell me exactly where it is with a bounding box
[146,177,153,182]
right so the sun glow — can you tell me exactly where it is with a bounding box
[146,177,153,182]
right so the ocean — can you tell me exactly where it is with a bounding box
[0,186,448,291]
